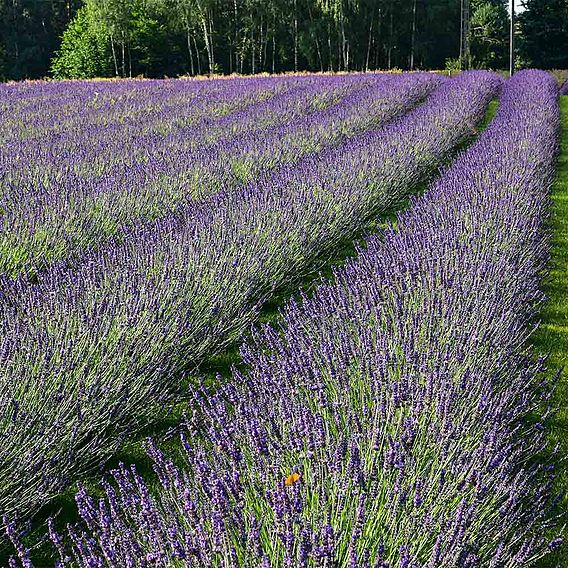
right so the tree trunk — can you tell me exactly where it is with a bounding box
[315,34,324,72]
[366,24,373,71]
[196,1,214,75]
[193,35,202,75]
[187,29,195,75]
[11,1,19,64]
[366,5,376,72]
[233,0,239,74]
[259,17,265,71]
[293,0,298,72]
[410,0,417,69]
[308,3,324,72]
[239,39,244,74]
[327,23,333,71]
[262,21,269,72]
[388,1,394,70]
[337,29,342,70]
[121,33,126,77]
[110,36,119,77]
[510,0,515,76]
[376,7,382,69]
[251,26,255,74]
[341,19,349,71]
[272,20,276,74]
[201,17,214,74]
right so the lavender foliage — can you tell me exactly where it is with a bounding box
[14,69,561,567]
[0,73,439,278]
[0,72,499,524]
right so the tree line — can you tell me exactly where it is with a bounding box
[0,0,566,81]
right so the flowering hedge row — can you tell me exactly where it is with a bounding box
[0,72,498,526]
[9,69,561,567]
[0,73,437,277]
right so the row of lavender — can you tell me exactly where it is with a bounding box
[0,74,347,275]
[0,73,435,278]
[0,73,499,525]
[0,75,320,151]
[1,75,352,181]
[9,68,558,567]
[0,75,303,203]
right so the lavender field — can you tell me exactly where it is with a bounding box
[0,70,564,567]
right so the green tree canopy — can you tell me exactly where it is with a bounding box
[51,5,111,79]
[470,0,509,69]
[2,0,560,81]
[519,0,568,69]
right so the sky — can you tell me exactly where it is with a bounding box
[514,0,525,12]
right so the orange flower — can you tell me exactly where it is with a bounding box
[284,472,301,486]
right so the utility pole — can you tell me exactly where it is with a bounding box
[510,0,515,76]
[460,0,470,70]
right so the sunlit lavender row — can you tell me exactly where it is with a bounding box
[0,72,498,525]
[0,73,438,278]
[0,74,343,275]
[10,69,559,568]
[0,75,299,147]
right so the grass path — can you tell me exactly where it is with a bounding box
[534,95,568,567]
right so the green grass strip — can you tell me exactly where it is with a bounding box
[534,95,568,567]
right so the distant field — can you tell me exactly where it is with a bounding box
[0,70,564,567]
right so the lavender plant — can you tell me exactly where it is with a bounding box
[0,75,348,274]
[0,75,297,147]
[13,69,559,568]
[0,72,499,525]
[0,73,440,277]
